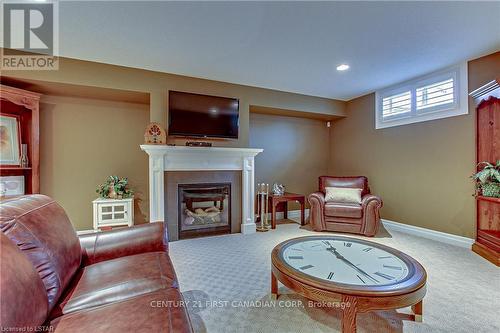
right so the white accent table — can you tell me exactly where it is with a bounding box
[140,145,263,234]
[93,197,134,230]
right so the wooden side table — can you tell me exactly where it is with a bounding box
[269,192,305,229]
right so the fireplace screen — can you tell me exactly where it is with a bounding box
[178,183,231,238]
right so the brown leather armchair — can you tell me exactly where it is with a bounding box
[308,176,383,237]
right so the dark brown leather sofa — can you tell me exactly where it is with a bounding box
[0,195,193,333]
[308,176,383,237]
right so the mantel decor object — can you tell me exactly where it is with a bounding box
[144,122,166,144]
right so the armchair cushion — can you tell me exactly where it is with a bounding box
[325,202,363,219]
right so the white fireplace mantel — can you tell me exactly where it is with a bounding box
[140,145,263,234]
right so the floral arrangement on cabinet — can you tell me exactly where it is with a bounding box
[472,161,500,198]
[96,176,134,199]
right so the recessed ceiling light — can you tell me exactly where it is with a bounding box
[336,64,350,71]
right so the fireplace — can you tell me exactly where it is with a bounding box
[140,145,263,240]
[178,183,231,239]
[164,170,242,240]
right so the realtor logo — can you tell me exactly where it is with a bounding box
[1,0,59,70]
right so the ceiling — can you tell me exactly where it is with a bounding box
[48,2,500,100]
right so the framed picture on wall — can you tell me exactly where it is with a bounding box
[0,176,25,197]
[0,114,21,166]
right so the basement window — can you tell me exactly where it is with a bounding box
[375,64,467,129]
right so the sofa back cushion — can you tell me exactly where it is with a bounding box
[0,195,81,311]
[0,233,49,329]
[319,176,369,196]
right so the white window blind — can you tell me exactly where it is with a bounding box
[376,65,465,129]
[416,78,454,111]
[382,91,411,118]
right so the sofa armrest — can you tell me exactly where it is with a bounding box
[79,222,168,266]
[361,195,383,236]
[308,192,326,231]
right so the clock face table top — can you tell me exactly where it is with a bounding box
[271,236,427,333]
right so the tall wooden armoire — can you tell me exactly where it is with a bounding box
[470,79,500,266]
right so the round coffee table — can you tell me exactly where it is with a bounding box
[271,236,427,333]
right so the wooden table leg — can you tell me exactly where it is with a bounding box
[299,199,305,226]
[271,200,277,229]
[271,270,278,300]
[412,300,423,322]
[341,295,357,333]
[283,202,288,220]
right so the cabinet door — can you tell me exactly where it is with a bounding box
[99,203,128,223]
[477,98,500,164]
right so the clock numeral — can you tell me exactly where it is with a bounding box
[363,247,373,252]
[378,256,392,259]
[299,265,314,270]
[356,275,366,284]
[374,271,395,280]
[322,240,332,247]
[327,272,334,280]
[288,256,303,260]
[344,242,352,247]
[383,265,402,270]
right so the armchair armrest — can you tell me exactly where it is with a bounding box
[79,222,168,266]
[361,194,383,209]
[308,192,326,231]
[361,195,383,236]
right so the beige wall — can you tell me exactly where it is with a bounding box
[329,52,500,238]
[250,113,330,209]
[39,96,150,230]
[3,55,345,231]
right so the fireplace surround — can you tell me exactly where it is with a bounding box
[141,145,263,239]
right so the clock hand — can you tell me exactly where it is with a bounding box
[326,247,379,284]
[323,242,370,277]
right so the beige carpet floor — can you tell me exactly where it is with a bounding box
[169,222,499,333]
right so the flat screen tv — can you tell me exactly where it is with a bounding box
[168,91,239,139]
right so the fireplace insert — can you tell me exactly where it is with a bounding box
[178,183,231,239]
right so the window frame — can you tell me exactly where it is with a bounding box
[375,64,467,129]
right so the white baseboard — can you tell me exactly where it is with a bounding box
[382,219,474,248]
